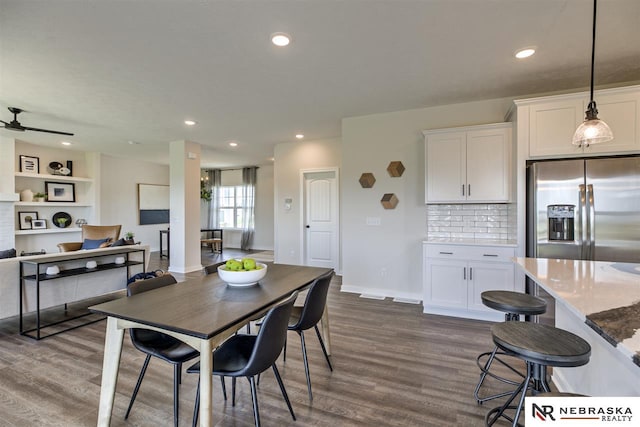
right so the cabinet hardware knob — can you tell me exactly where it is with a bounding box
[469,267,473,280]
[483,254,498,257]
[439,251,453,255]
[462,184,465,196]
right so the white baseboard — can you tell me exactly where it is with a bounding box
[341,284,422,304]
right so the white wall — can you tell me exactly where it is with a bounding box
[341,97,514,300]
[274,138,342,265]
[253,164,274,250]
[100,154,169,251]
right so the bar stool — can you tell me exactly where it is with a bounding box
[485,322,591,427]
[475,290,547,404]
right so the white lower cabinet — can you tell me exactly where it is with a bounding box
[423,243,518,321]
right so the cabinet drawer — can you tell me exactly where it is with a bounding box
[425,244,515,262]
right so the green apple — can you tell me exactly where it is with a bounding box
[242,258,257,271]
[225,259,242,271]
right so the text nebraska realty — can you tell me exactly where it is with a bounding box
[559,405,632,422]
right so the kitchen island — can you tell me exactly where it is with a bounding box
[515,257,640,396]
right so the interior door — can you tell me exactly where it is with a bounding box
[303,170,338,269]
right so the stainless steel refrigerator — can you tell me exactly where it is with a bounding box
[527,156,640,263]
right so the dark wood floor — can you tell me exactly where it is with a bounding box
[0,250,526,426]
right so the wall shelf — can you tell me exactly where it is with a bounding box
[15,202,93,207]
[15,228,81,236]
[15,172,93,183]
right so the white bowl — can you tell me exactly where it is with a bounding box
[217,263,268,287]
[46,265,60,276]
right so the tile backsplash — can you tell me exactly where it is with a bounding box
[427,203,516,241]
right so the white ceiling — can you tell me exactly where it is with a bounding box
[1,0,639,168]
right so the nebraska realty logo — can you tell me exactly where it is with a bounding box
[525,397,639,426]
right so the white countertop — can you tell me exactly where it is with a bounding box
[514,257,640,365]
[424,238,517,247]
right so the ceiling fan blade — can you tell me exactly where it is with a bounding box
[0,119,9,125]
[20,125,74,136]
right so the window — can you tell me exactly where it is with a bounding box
[218,185,246,229]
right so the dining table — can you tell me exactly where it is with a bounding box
[90,262,333,427]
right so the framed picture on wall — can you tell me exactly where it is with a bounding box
[19,155,40,174]
[138,183,170,225]
[45,181,76,202]
[18,211,38,230]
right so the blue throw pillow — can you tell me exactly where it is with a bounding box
[0,248,16,259]
[81,238,110,250]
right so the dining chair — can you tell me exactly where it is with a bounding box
[125,274,199,427]
[284,270,335,401]
[187,291,298,427]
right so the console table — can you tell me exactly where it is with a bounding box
[19,246,146,340]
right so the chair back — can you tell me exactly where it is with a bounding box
[127,274,177,296]
[82,224,122,242]
[203,261,226,276]
[292,271,334,331]
[243,291,298,376]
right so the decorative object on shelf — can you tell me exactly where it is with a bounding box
[75,218,87,227]
[359,173,376,188]
[52,211,72,228]
[19,188,34,202]
[572,0,613,148]
[45,265,60,276]
[66,160,73,177]
[48,161,71,176]
[20,249,46,256]
[114,257,126,265]
[380,193,399,209]
[18,211,38,230]
[86,260,98,270]
[45,181,75,202]
[33,192,46,202]
[19,155,40,174]
[31,219,47,229]
[387,161,405,177]
[124,231,135,244]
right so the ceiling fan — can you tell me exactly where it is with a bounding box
[1,107,74,136]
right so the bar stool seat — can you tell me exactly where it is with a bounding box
[485,322,591,427]
[475,290,547,404]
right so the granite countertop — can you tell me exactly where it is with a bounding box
[424,238,517,247]
[514,257,640,368]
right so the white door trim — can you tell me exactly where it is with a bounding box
[299,167,340,270]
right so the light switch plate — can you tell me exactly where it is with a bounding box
[366,217,381,226]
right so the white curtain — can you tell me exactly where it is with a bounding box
[240,167,257,250]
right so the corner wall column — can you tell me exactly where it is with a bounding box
[168,140,202,273]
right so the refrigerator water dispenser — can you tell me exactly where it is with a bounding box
[548,205,575,241]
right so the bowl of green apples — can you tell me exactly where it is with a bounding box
[217,258,267,287]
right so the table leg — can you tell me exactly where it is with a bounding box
[321,305,331,356]
[97,317,125,427]
[199,338,214,427]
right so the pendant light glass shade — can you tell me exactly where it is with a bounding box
[572,0,613,148]
[572,101,614,146]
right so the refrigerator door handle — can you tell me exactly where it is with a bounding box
[578,184,587,260]
[586,184,595,260]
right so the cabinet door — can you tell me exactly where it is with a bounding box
[425,132,466,202]
[585,91,640,154]
[424,259,467,309]
[466,261,514,312]
[466,127,511,202]
[529,99,584,158]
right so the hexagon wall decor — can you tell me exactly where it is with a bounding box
[387,161,405,177]
[381,193,399,209]
[359,172,376,188]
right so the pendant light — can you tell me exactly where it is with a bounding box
[572,0,613,147]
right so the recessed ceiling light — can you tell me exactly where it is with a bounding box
[184,120,196,126]
[515,48,536,59]
[61,141,71,146]
[295,134,304,139]
[229,141,238,147]
[271,33,291,47]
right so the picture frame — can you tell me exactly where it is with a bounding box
[45,181,76,202]
[18,211,38,230]
[138,183,170,225]
[31,219,47,230]
[19,155,40,174]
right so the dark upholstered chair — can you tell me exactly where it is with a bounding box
[187,292,298,427]
[125,274,199,427]
[285,270,334,401]
[57,224,122,252]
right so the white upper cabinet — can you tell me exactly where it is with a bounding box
[517,85,640,158]
[424,123,512,203]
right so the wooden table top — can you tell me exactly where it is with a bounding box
[89,263,332,340]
